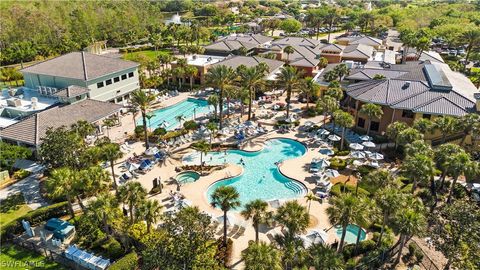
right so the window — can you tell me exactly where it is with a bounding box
[97,82,104,88]
[370,121,380,132]
[357,118,365,128]
[423,114,431,119]
[401,110,414,118]
[128,72,134,78]
[121,74,127,80]
[114,77,120,83]
[106,79,112,85]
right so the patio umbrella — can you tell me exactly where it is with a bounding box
[285,116,297,123]
[125,162,140,172]
[144,147,159,156]
[316,158,330,169]
[368,152,384,160]
[350,151,366,159]
[216,213,236,226]
[319,148,334,156]
[362,141,376,148]
[352,160,364,166]
[328,134,341,141]
[359,135,372,141]
[317,129,330,136]
[349,143,364,151]
[325,169,340,178]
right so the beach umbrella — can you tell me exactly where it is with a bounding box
[325,169,340,178]
[349,143,364,151]
[304,121,315,127]
[328,134,341,141]
[316,158,330,169]
[216,213,236,226]
[351,151,366,159]
[362,141,376,148]
[125,162,140,172]
[359,135,372,141]
[368,152,384,160]
[144,147,159,156]
[319,148,334,156]
[317,129,330,136]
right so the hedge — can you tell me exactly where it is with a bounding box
[342,239,376,259]
[329,158,347,170]
[109,251,138,270]
[330,183,370,197]
[1,201,69,243]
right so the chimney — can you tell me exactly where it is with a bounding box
[81,52,88,80]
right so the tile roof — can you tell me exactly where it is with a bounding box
[342,44,373,59]
[204,34,273,52]
[53,85,90,98]
[21,52,138,81]
[336,35,382,47]
[347,69,408,81]
[271,37,320,48]
[273,45,320,67]
[0,99,122,145]
[211,56,284,73]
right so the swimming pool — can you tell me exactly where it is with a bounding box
[183,138,307,209]
[140,98,212,130]
[176,171,200,185]
[335,224,366,244]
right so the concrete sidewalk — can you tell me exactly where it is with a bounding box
[0,171,48,210]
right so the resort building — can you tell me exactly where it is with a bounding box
[271,37,321,48]
[21,52,140,103]
[204,34,273,56]
[0,94,122,149]
[172,55,226,85]
[267,44,322,77]
[211,56,284,80]
[343,60,480,143]
[335,34,383,49]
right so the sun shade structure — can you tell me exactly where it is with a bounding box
[325,169,340,178]
[328,134,341,141]
[349,143,364,150]
[368,152,384,160]
[351,151,366,159]
[362,141,376,148]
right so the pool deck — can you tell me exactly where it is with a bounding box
[106,95,357,268]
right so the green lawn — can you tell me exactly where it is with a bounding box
[122,49,171,62]
[0,193,32,227]
[0,244,66,270]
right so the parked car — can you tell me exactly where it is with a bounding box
[457,49,466,55]
[448,49,457,56]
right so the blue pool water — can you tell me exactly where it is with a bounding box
[335,224,366,244]
[140,98,212,130]
[184,138,307,209]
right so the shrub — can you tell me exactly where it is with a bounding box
[134,125,145,137]
[109,251,138,270]
[96,237,125,260]
[357,165,375,177]
[162,129,187,140]
[330,183,369,197]
[153,127,167,136]
[12,169,30,179]
[1,201,69,243]
[275,119,300,128]
[183,120,198,131]
[329,158,347,170]
[334,150,350,156]
[304,107,317,117]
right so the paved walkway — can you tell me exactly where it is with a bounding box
[0,171,47,210]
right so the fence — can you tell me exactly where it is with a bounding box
[11,236,88,270]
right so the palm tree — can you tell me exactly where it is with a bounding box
[300,77,320,109]
[334,110,354,150]
[205,65,237,129]
[324,8,339,43]
[86,193,120,238]
[434,143,464,190]
[100,143,124,194]
[325,86,344,101]
[275,201,309,239]
[130,90,157,149]
[400,29,418,63]
[283,46,295,64]
[191,140,211,173]
[184,65,198,91]
[405,140,433,159]
[333,63,349,82]
[445,152,471,203]
[175,114,185,127]
[138,199,163,233]
[237,65,267,120]
[359,103,383,136]
[412,118,433,134]
[276,66,304,118]
[396,127,423,147]
[316,95,339,126]
[375,188,403,247]
[102,117,116,139]
[352,196,373,255]
[319,57,328,68]
[46,168,77,218]
[242,242,283,270]
[458,113,480,146]
[173,67,185,89]
[241,199,271,242]
[118,181,147,224]
[304,192,318,214]
[210,186,241,247]
[386,122,408,150]
[71,120,95,139]
[461,27,480,70]
[76,166,111,210]
[432,116,458,144]
[392,198,426,264]
[206,122,218,144]
[307,244,344,270]
[326,193,357,252]
[207,94,219,120]
[402,154,435,193]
